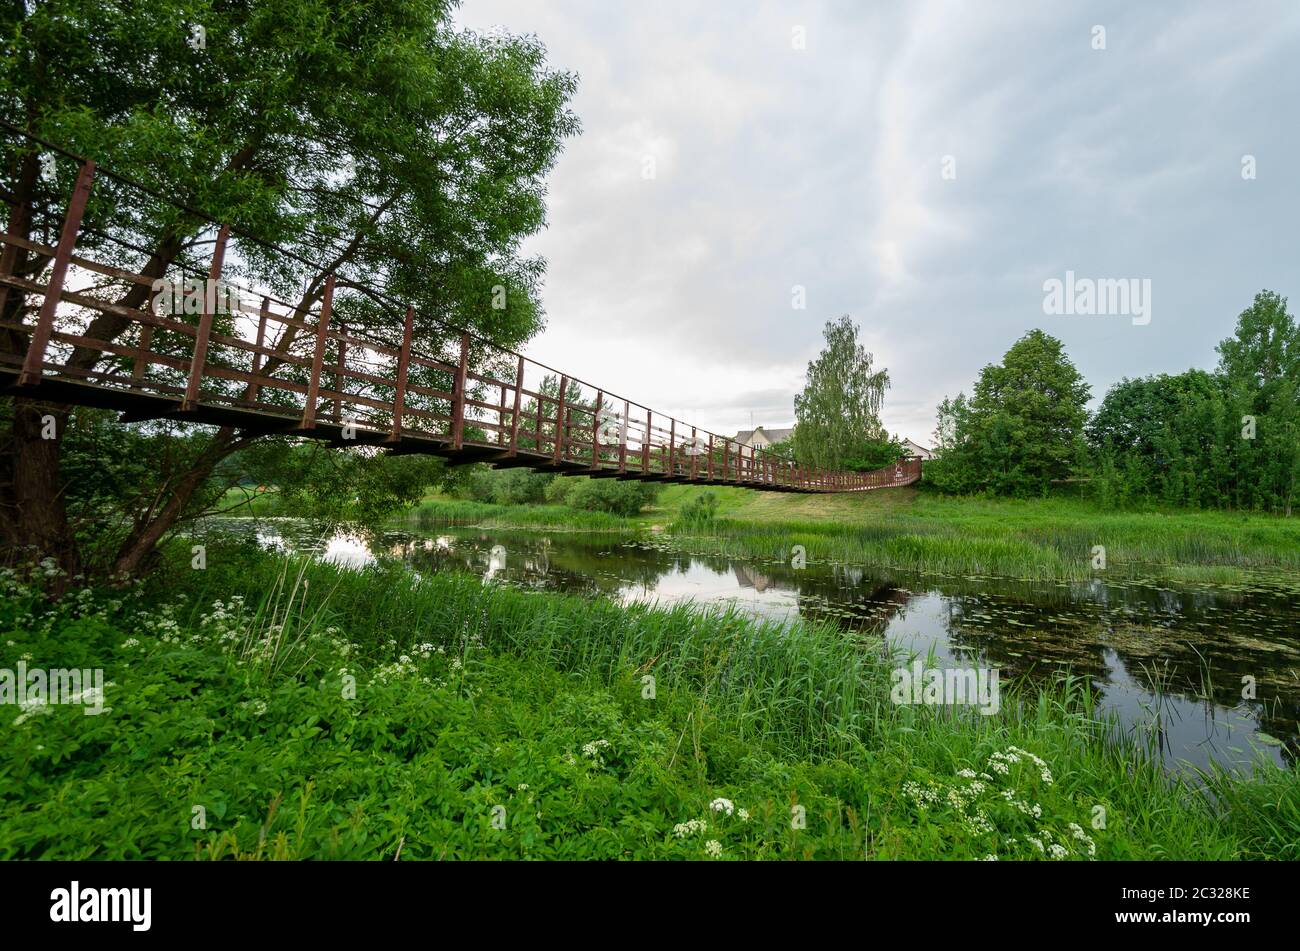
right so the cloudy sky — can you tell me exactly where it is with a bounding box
[455,0,1299,445]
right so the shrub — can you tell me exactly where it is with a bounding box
[562,477,661,516]
[677,491,719,529]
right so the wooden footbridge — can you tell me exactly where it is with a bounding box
[0,128,922,493]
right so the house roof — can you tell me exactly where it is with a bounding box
[730,425,794,445]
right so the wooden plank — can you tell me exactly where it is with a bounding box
[247,298,270,402]
[668,417,675,478]
[534,389,544,452]
[181,223,230,410]
[130,323,153,387]
[618,400,629,473]
[552,374,567,463]
[589,389,602,469]
[334,322,347,425]
[508,355,524,454]
[0,231,158,289]
[18,160,95,386]
[497,380,508,446]
[451,332,470,449]
[300,273,335,429]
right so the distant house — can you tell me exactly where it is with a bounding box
[902,438,935,461]
[730,425,795,449]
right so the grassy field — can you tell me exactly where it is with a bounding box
[2,544,1296,860]
[406,497,634,532]
[410,483,1300,586]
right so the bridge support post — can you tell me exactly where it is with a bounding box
[333,324,348,424]
[131,323,153,388]
[390,305,415,440]
[452,332,470,449]
[589,390,602,469]
[181,223,231,410]
[245,297,271,402]
[508,355,524,455]
[18,160,95,386]
[551,374,567,462]
[300,273,335,429]
[618,400,629,472]
[498,382,508,446]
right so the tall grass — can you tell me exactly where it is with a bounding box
[656,487,1300,584]
[173,547,1300,858]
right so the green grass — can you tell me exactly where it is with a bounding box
[397,484,1300,585]
[651,485,1300,585]
[214,485,282,517]
[406,497,635,532]
[2,545,1296,860]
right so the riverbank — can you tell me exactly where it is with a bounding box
[2,545,1296,859]
[409,484,1300,587]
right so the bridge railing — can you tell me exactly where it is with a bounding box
[0,123,922,493]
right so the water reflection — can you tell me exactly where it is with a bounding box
[205,518,1299,775]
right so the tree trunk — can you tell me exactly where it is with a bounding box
[109,429,238,578]
[1,399,79,579]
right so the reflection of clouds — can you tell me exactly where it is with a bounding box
[485,544,508,581]
[256,529,289,552]
[321,533,375,568]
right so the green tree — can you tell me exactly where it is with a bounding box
[930,330,1089,496]
[791,315,891,470]
[0,0,578,577]
[1216,290,1299,513]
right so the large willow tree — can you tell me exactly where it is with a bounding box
[0,0,579,577]
[791,315,891,470]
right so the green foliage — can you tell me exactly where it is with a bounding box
[676,491,719,529]
[928,330,1090,496]
[656,485,1300,586]
[792,316,891,470]
[1,0,579,574]
[2,549,1295,860]
[1086,291,1299,513]
[547,476,661,517]
[410,497,631,531]
[931,292,1299,513]
[461,467,556,505]
[236,442,447,530]
[843,435,908,472]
